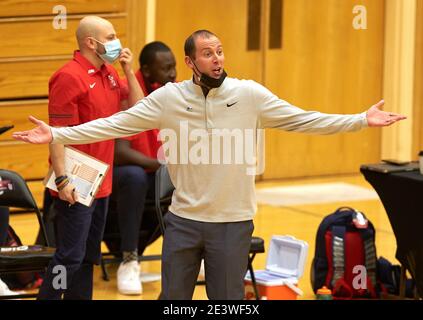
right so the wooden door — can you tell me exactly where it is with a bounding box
[262,0,385,179]
[155,0,263,82]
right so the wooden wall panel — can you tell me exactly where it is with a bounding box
[0,59,69,99]
[263,0,385,179]
[0,15,127,59]
[126,0,147,65]
[0,101,49,179]
[0,0,125,18]
[0,142,49,179]
[0,101,48,141]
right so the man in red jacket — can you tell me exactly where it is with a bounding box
[111,42,176,295]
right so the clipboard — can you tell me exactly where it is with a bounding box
[43,146,109,207]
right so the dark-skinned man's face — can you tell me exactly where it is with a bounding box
[143,51,177,85]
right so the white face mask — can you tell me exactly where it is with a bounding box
[92,38,122,63]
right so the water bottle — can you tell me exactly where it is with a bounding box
[316,286,333,300]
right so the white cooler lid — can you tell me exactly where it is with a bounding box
[265,235,308,279]
[245,270,298,286]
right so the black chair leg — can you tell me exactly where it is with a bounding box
[101,258,110,281]
[399,265,406,299]
[248,254,260,300]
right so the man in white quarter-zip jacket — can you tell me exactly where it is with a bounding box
[13,30,406,300]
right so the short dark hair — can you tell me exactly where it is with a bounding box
[139,41,171,67]
[184,30,217,59]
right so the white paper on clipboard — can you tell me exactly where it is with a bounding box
[43,146,109,207]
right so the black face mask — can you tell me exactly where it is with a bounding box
[192,61,227,88]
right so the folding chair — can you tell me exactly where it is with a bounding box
[100,165,174,281]
[154,165,265,300]
[0,169,55,299]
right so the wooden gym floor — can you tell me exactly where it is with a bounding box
[7,174,397,300]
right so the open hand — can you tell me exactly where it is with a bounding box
[12,116,53,144]
[366,100,407,127]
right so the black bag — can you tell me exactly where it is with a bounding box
[377,256,415,298]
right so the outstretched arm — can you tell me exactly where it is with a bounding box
[253,80,406,133]
[13,89,164,145]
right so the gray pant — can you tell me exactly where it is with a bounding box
[161,212,254,300]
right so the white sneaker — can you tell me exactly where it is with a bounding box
[0,278,19,296]
[117,261,142,295]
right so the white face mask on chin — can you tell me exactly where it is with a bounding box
[191,59,227,88]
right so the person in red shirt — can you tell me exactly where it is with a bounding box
[110,41,176,295]
[37,16,143,300]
